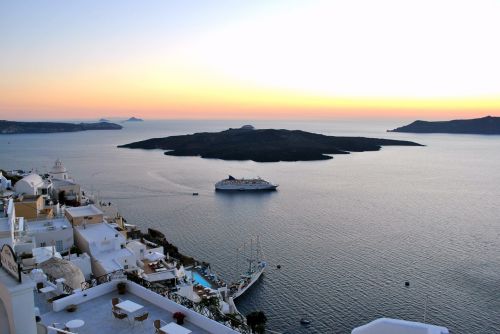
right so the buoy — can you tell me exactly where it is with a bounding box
[405,281,410,287]
[276,265,281,269]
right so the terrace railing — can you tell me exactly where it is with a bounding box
[45,273,74,295]
[81,269,125,290]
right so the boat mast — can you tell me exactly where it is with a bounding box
[248,238,254,273]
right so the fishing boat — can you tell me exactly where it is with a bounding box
[229,237,267,299]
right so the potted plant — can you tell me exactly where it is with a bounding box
[173,311,186,325]
[66,304,78,312]
[117,282,126,295]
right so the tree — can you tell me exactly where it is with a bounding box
[246,311,267,334]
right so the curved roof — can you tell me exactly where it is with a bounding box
[39,257,85,290]
[17,173,43,187]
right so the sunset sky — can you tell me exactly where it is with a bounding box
[1,0,499,120]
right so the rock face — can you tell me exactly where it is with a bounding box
[0,120,122,134]
[118,127,422,162]
[388,116,500,134]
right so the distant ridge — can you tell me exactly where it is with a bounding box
[0,120,122,134]
[388,116,500,135]
[118,126,422,162]
[123,117,143,122]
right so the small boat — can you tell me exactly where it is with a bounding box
[300,318,311,325]
[192,192,199,196]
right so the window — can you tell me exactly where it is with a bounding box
[55,240,63,252]
[40,242,46,247]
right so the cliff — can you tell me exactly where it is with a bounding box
[388,116,500,134]
[0,120,122,134]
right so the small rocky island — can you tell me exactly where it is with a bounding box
[123,117,143,122]
[0,120,122,134]
[118,126,422,162]
[388,116,500,135]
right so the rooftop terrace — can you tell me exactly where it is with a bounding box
[35,280,239,334]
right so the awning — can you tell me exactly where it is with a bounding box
[145,251,165,262]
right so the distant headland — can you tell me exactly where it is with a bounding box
[123,117,144,122]
[0,120,122,134]
[388,116,500,135]
[99,118,110,122]
[118,126,422,162]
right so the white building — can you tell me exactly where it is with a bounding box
[1,198,74,255]
[52,179,81,203]
[0,265,37,334]
[14,173,52,198]
[74,222,137,277]
[0,172,11,191]
[13,217,74,255]
[65,204,103,226]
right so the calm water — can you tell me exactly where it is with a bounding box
[1,119,499,333]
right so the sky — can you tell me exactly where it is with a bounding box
[1,0,499,120]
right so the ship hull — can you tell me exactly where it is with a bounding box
[215,184,278,191]
[231,264,266,299]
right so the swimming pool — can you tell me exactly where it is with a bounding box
[192,271,212,288]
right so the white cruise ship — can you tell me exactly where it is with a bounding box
[215,175,278,191]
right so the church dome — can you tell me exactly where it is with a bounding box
[39,257,85,290]
[50,159,69,180]
[51,159,67,174]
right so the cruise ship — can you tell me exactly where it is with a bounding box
[215,175,278,191]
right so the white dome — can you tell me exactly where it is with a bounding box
[51,159,67,174]
[50,159,69,180]
[39,257,85,290]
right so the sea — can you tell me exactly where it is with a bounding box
[1,119,499,333]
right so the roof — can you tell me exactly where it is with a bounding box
[143,270,176,282]
[75,222,125,242]
[93,247,135,273]
[25,217,71,233]
[352,318,449,334]
[65,204,103,218]
[52,179,78,187]
[18,173,44,187]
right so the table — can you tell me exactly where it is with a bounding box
[66,319,85,332]
[160,322,192,334]
[115,300,144,314]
